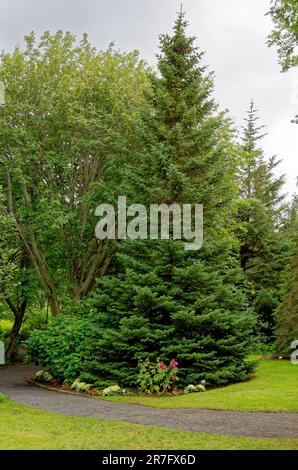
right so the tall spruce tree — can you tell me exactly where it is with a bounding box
[79,11,256,389]
[236,101,286,343]
[239,100,285,211]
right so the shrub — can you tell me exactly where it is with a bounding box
[25,316,92,383]
[184,382,206,394]
[32,370,53,383]
[70,379,91,392]
[20,309,50,341]
[138,358,179,394]
[101,385,122,396]
[79,241,257,388]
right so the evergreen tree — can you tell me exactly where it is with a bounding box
[275,194,298,354]
[81,11,256,389]
[239,100,285,211]
[235,101,287,343]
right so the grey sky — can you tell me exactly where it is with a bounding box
[0,0,297,196]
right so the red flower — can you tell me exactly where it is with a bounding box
[170,359,178,370]
[159,361,168,371]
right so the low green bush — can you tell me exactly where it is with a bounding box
[25,316,92,382]
[101,385,123,396]
[26,308,257,389]
[32,370,53,383]
[184,383,206,394]
[70,379,91,392]
[20,309,50,341]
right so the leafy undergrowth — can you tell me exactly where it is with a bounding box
[0,397,297,450]
[102,360,298,412]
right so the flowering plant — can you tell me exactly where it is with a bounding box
[138,358,179,394]
[33,370,53,383]
[101,385,123,396]
[70,378,91,392]
[184,381,206,394]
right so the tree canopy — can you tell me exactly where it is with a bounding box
[268,0,298,71]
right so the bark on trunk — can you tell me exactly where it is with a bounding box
[5,301,27,361]
[6,174,61,316]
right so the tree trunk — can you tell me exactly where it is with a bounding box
[5,301,27,361]
[6,174,61,316]
[47,294,60,316]
[71,240,117,300]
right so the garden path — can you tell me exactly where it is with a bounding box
[0,364,297,438]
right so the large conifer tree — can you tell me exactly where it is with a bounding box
[235,101,286,342]
[81,12,256,388]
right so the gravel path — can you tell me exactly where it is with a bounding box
[0,364,297,438]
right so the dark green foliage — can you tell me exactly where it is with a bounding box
[26,316,91,382]
[278,245,298,353]
[81,239,256,387]
[238,101,286,211]
[275,214,298,354]
[235,101,287,343]
[138,358,179,394]
[125,11,236,218]
[74,13,256,387]
[26,11,257,388]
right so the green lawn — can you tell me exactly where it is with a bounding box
[0,396,297,450]
[103,360,298,412]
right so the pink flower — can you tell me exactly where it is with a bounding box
[159,361,168,371]
[171,375,177,381]
[170,359,178,370]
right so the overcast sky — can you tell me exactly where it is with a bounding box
[0,0,297,196]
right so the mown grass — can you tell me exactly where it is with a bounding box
[0,397,297,450]
[104,360,298,412]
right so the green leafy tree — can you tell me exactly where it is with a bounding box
[267,1,298,123]
[0,32,148,315]
[0,202,36,360]
[267,0,298,72]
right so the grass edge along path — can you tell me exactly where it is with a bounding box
[102,360,298,412]
[0,396,297,450]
